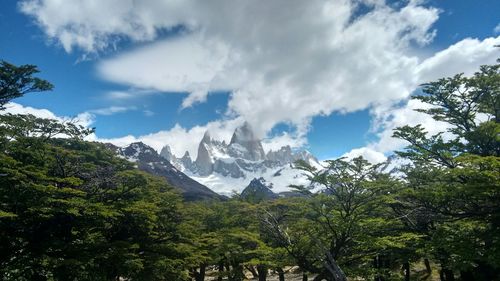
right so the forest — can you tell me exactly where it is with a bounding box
[0,59,499,281]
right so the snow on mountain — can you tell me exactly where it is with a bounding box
[159,122,322,195]
[186,163,311,196]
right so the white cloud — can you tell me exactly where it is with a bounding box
[143,110,155,117]
[417,36,500,83]
[2,102,307,160]
[19,0,192,53]
[368,99,452,154]
[342,147,387,164]
[20,0,442,138]
[262,132,307,153]
[106,91,135,100]
[19,0,500,157]
[1,102,94,128]
[88,106,136,116]
[494,23,500,34]
[97,34,229,106]
[98,118,245,158]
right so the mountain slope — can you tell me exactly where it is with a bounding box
[109,142,224,201]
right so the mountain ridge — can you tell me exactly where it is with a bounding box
[159,122,321,195]
[108,142,224,201]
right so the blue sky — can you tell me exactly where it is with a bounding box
[1,0,499,160]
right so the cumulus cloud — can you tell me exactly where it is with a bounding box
[20,0,442,137]
[417,37,500,83]
[1,102,94,128]
[19,0,500,157]
[369,99,452,153]
[262,132,308,153]
[342,147,387,164]
[2,102,242,159]
[98,118,245,158]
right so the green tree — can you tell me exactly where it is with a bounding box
[0,62,188,280]
[392,59,500,281]
[263,158,420,281]
[0,60,53,109]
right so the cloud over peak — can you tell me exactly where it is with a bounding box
[19,0,500,158]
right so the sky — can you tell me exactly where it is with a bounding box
[0,0,499,161]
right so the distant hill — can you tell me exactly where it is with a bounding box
[240,177,278,202]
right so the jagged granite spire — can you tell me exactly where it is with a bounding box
[195,131,214,176]
[159,145,174,162]
[228,122,266,161]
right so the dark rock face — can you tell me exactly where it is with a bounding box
[115,142,224,201]
[240,177,278,202]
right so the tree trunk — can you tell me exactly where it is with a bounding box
[246,265,258,278]
[444,269,455,281]
[440,268,455,281]
[197,264,206,281]
[257,265,268,281]
[402,261,410,281]
[302,273,308,281]
[276,268,285,281]
[217,260,224,281]
[324,253,347,281]
[424,258,432,274]
[373,256,385,281]
[229,264,245,281]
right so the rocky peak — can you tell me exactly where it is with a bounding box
[293,150,318,164]
[228,122,266,161]
[159,145,174,161]
[195,134,214,176]
[180,150,195,171]
[267,145,294,165]
[240,177,277,202]
[181,151,192,162]
[120,142,157,162]
[201,130,211,143]
[230,122,256,144]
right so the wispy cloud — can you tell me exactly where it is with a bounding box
[143,110,155,117]
[88,106,136,116]
[494,23,500,34]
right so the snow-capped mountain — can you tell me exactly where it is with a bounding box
[110,142,224,201]
[159,122,322,196]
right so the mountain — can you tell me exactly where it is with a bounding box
[110,142,224,201]
[159,122,322,196]
[240,177,278,202]
[228,122,266,161]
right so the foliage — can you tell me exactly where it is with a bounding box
[392,58,500,280]
[0,60,53,109]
